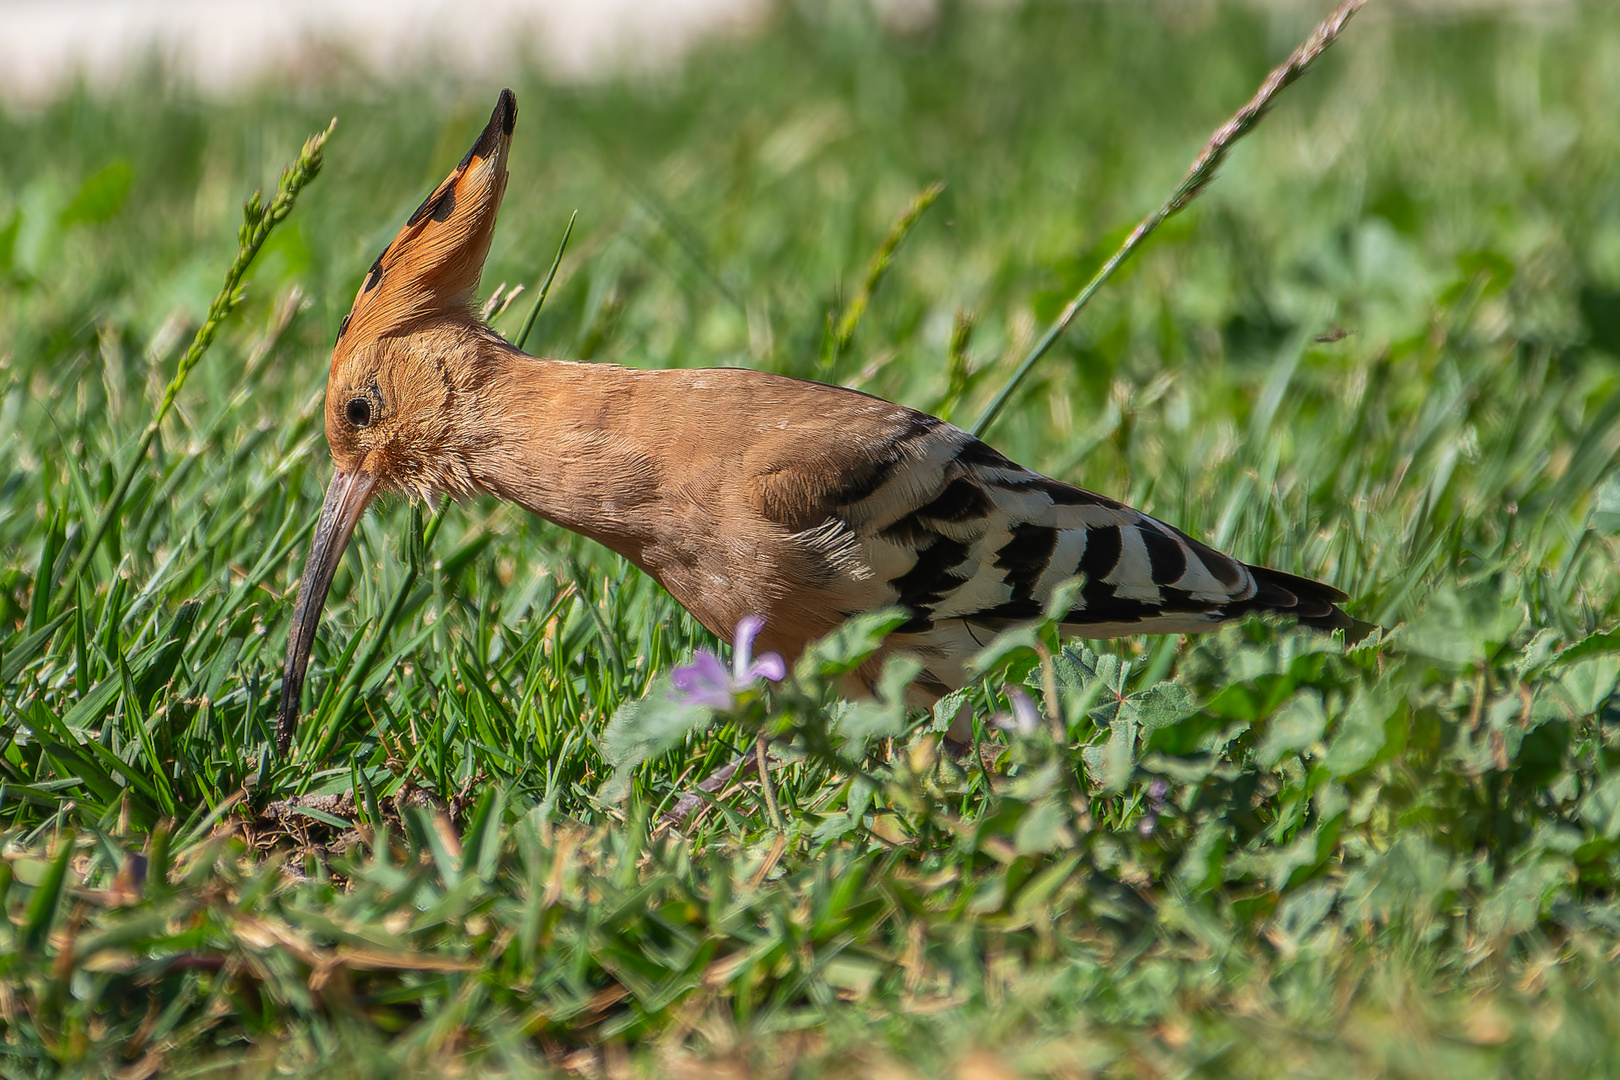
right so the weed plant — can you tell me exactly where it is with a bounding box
[1,1,1620,1075]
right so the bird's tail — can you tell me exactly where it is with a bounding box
[1243,564,1375,641]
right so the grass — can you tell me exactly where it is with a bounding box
[3,0,1620,1074]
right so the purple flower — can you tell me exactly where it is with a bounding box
[668,651,736,711]
[990,688,1041,737]
[1139,778,1170,838]
[669,614,785,712]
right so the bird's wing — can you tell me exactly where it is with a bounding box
[753,404,1346,646]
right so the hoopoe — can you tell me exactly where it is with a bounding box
[276,89,1351,755]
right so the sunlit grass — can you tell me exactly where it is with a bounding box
[2,1,1620,1074]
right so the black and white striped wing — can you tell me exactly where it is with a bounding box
[828,419,1346,644]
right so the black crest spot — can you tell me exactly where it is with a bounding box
[994,524,1058,602]
[407,186,457,227]
[334,312,352,344]
[459,90,517,169]
[915,478,993,523]
[1077,525,1122,583]
[496,88,517,135]
[362,256,385,293]
[1139,526,1188,586]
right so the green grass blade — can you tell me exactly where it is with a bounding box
[514,210,578,352]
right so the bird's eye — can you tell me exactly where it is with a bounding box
[346,397,373,428]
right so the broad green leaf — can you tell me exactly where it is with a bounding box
[1325,688,1401,777]
[929,686,971,734]
[1013,798,1072,855]
[1272,881,1339,944]
[1558,656,1620,716]
[1580,776,1620,840]
[795,609,908,679]
[1393,583,1523,667]
[1082,716,1137,791]
[1257,691,1328,768]
[600,677,712,768]
[836,656,922,745]
[1476,858,1572,939]
[1129,681,1195,731]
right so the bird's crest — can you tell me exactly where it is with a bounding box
[332,88,515,358]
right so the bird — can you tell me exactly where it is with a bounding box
[275,88,1352,756]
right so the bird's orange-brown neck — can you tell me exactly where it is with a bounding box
[439,347,901,655]
[457,349,666,567]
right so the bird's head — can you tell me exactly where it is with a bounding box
[278,88,517,756]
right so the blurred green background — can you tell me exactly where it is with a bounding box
[4,0,1620,1074]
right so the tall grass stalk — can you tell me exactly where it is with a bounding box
[972,0,1365,437]
[514,210,578,352]
[56,121,335,606]
[826,180,946,381]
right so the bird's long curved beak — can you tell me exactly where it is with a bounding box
[276,468,379,757]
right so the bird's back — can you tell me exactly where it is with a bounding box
[546,364,1350,696]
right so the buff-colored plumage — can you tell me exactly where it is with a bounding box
[277,89,1350,753]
